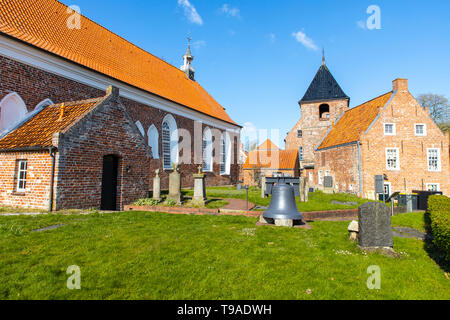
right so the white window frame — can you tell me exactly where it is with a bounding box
[415,123,427,137]
[318,170,323,185]
[220,132,231,175]
[161,114,178,170]
[386,148,400,171]
[384,123,396,136]
[426,183,440,192]
[309,172,313,183]
[135,121,145,137]
[427,148,441,172]
[16,160,28,193]
[202,127,213,172]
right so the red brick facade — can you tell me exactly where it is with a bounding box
[0,151,54,209]
[315,79,450,197]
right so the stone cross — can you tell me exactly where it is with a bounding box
[358,202,393,249]
[168,164,182,204]
[153,169,161,201]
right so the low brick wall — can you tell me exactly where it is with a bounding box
[124,205,406,220]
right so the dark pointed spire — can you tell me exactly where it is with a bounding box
[300,57,349,103]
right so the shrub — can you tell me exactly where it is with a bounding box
[427,195,450,261]
[165,198,178,207]
[134,198,160,206]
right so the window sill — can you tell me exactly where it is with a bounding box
[12,192,26,196]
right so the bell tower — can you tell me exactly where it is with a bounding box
[285,53,350,175]
[180,37,195,81]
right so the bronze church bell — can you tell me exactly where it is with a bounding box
[263,183,303,221]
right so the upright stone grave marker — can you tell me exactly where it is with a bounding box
[358,202,394,250]
[168,163,182,205]
[153,169,161,201]
[261,176,267,198]
[193,165,207,206]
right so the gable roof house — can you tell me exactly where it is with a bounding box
[0,0,241,210]
[243,140,299,186]
[314,79,449,198]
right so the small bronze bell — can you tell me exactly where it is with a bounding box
[263,183,303,221]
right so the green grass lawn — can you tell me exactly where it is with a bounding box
[183,187,371,212]
[0,211,448,300]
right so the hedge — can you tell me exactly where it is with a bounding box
[427,195,450,261]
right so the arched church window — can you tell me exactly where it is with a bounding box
[0,92,27,132]
[148,124,159,159]
[161,114,178,169]
[319,104,330,119]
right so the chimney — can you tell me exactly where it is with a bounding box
[393,79,408,92]
[106,85,119,98]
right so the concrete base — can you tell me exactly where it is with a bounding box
[358,246,398,257]
[257,215,310,229]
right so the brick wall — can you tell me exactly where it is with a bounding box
[314,143,360,194]
[0,55,240,194]
[55,94,152,210]
[0,151,54,209]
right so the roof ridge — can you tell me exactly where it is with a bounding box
[347,91,393,111]
[53,0,185,76]
[48,96,104,108]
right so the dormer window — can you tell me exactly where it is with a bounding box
[319,104,330,120]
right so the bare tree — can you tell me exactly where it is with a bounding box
[416,94,449,124]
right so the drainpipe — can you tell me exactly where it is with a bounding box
[357,142,363,197]
[49,147,57,212]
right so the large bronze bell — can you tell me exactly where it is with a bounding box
[263,182,303,221]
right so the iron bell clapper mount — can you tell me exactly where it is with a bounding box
[263,183,303,222]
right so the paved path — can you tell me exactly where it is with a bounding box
[222,199,256,211]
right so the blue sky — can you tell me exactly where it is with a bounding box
[61,0,450,148]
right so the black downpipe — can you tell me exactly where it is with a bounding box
[49,147,57,212]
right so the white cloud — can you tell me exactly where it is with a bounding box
[220,4,240,18]
[267,33,276,43]
[292,30,318,51]
[192,40,206,49]
[178,0,203,25]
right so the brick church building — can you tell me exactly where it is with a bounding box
[286,58,449,198]
[0,0,241,210]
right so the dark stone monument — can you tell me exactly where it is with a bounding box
[358,202,393,249]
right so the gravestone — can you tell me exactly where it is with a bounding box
[324,176,333,194]
[358,202,393,249]
[153,169,161,201]
[168,163,182,204]
[299,177,308,202]
[192,165,207,206]
[261,176,267,198]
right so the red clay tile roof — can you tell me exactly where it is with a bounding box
[0,97,103,150]
[243,149,298,170]
[256,139,280,151]
[0,0,238,126]
[317,92,393,150]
